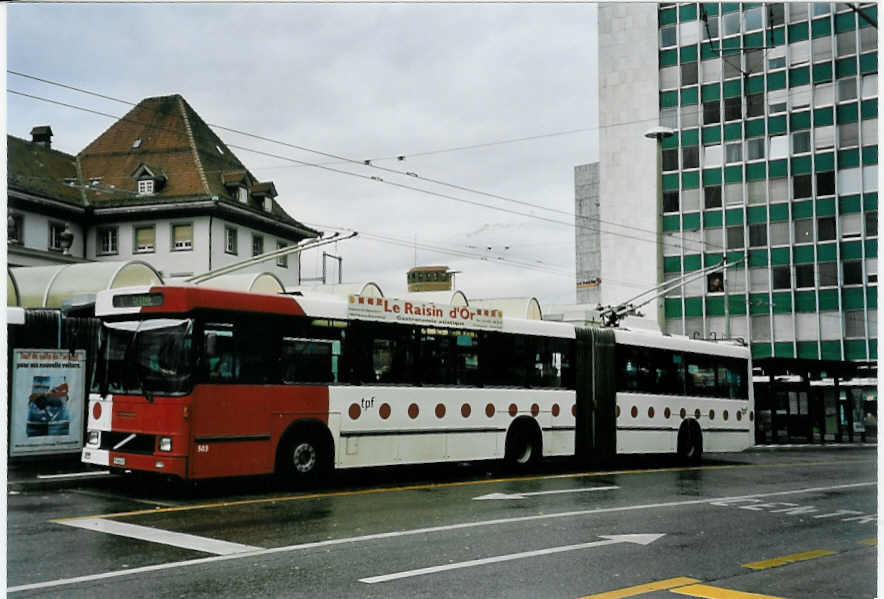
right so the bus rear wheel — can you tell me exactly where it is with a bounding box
[677,419,703,465]
[505,420,542,469]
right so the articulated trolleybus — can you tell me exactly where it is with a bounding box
[82,286,754,481]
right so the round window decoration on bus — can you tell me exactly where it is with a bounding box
[648,406,655,418]
[551,403,560,417]
[750,411,754,421]
[630,406,638,418]
[708,409,715,420]
[435,403,446,419]
[723,410,729,421]
[680,408,687,419]
[530,404,540,417]
[92,403,102,420]
[379,403,391,419]
[408,403,420,419]
[616,405,621,418]
[572,404,577,417]
[349,403,361,420]
[508,403,518,417]
[461,403,471,418]
[664,407,671,419]
[485,403,495,418]
[694,409,701,419]
[737,411,742,421]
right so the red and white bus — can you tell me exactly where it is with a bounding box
[82,286,754,480]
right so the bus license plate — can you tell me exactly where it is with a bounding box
[113,457,126,466]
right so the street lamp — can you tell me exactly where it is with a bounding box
[644,126,676,330]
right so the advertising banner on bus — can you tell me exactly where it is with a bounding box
[347,295,503,330]
[10,349,86,456]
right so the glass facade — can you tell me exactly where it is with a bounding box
[657,2,878,361]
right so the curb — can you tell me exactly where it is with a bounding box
[750,443,877,450]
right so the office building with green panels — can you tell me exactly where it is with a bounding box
[639,2,878,363]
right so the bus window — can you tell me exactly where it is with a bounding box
[362,325,416,385]
[281,338,340,384]
[685,354,717,397]
[454,332,480,386]
[204,323,240,383]
[420,328,452,385]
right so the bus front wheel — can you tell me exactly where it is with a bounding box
[278,429,330,484]
[677,419,703,465]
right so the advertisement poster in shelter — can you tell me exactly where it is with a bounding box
[10,349,86,456]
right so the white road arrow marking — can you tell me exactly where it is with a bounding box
[359,533,664,583]
[473,485,619,500]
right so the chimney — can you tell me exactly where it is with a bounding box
[30,125,53,149]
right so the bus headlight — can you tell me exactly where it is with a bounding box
[158,437,173,452]
[87,431,100,447]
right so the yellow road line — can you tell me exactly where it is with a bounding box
[670,583,786,599]
[576,576,700,599]
[859,537,877,546]
[51,458,873,523]
[742,549,836,570]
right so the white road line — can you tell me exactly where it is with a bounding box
[36,470,111,479]
[360,533,663,583]
[59,518,262,555]
[474,485,619,500]
[9,480,874,594]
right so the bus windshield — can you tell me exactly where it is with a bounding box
[92,318,194,396]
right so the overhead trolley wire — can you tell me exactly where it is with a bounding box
[8,86,726,256]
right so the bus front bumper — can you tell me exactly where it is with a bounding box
[82,448,187,478]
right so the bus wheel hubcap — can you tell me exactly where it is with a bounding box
[293,443,316,473]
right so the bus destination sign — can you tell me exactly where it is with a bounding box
[112,292,164,308]
[347,295,503,330]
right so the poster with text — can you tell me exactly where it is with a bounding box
[10,349,86,456]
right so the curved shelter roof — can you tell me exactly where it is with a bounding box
[8,269,21,307]
[401,290,468,307]
[11,261,163,308]
[289,282,384,298]
[471,297,542,320]
[196,272,285,295]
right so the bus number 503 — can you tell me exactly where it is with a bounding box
[196,444,209,453]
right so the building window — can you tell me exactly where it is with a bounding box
[746,138,765,160]
[769,56,786,71]
[836,30,856,57]
[8,214,23,244]
[793,174,813,199]
[816,171,836,196]
[702,14,719,39]
[723,11,741,35]
[725,183,742,205]
[866,212,877,237]
[788,3,808,22]
[795,264,815,288]
[724,97,742,121]
[839,167,862,194]
[843,260,863,285]
[662,149,679,171]
[837,78,857,102]
[818,216,837,241]
[789,40,810,66]
[813,3,830,16]
[814,81,834,106]
[862,74,878,99]
[134,225,155,253]
[681,62,698,86]
[751,315,771,341]
[770,177,789,203]
[702,58,721,83]
[172,223,193,251]
[238,187,249,204]
[769,3,785,26]
[819,262,838,286]
[845,310,866,338]
[137,179,154,195]
[860,26,876,53]
[749,224,767,247]
[769,135,788,159]
[770,222,790,245]
[705,144,722,167]
[725,142,743,164]
[660,25,676,48]
[704,186,722,209]
[841,212,863,238]
[682,146,699,169]
[663,191,680,213]
[681,104,699,128]
[794,219,814,244]
[726,226,744,249]
[660,66,679,90]
[815,125,835,150]
[745,50,764,73]
[703,101,720,125]
[772,266,792,289]
[277,241,288,268]
[747,180,766,204]
[838,122,859,147]
[792,131,811,154]
[252,234,264,257]
[723,56,742,80]
[225,226,238,255]
[661,107,679,128]
[707,272,724,293]
[746,93,764,117]
[97,227,118,255]
[49,222,65,251]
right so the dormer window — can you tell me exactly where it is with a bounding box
[132,138,142,149]
[238,186,248,204]
[138,179,155,195]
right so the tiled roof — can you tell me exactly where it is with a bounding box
[7,135,85,206]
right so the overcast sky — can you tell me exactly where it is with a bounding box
[7,3,599,307]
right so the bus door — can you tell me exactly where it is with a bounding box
[575,327,616,464]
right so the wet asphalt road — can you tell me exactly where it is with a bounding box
[6,448,878,599]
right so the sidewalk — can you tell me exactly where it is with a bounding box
[751,442,877,450]
[7,454,112,491]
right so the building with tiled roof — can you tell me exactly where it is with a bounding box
[7,94,319,283]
